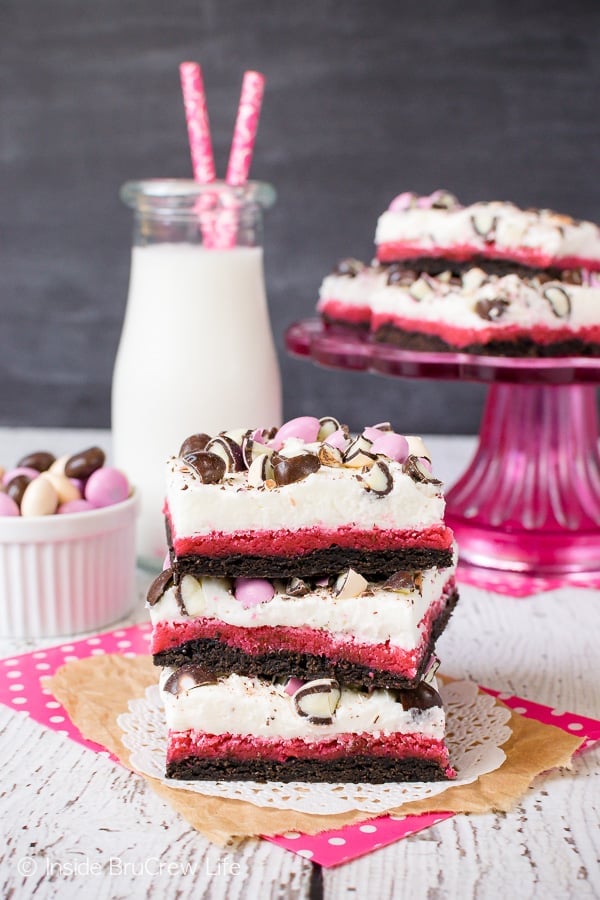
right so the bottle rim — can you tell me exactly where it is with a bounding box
[120,179,276,212]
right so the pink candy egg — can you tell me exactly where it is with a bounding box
[371,432,409,463]
[417,195,434,209]
[363,426,385,442]
[0,493,20,516]
[2,466,40,487]
[251,427,272,445]
[389,192,416,211]
[270,416,321,450]
[57,499,96,514]
[284,677,306,697]
[323,428,348,452]
[85,467,129,508]
[234,577,275,609]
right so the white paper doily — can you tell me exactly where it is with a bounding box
[118,680,511,815]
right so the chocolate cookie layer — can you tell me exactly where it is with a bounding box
[373,325,600,358]
[321,313,370,334]
[166,755,450,783]
[171,546,454,579]
[154,587,459,689]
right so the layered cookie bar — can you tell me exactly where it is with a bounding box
[162,666,455,783]
[370,261,600,357]
[147,559,458,689]
[166,417,454,578]
[317,258,386,331]
[375,190,600,271]
[157,414,458,784]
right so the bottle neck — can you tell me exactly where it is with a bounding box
[122,179,274,250]
[132,203,264,249]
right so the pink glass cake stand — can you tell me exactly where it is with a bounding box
[285,319,600,594]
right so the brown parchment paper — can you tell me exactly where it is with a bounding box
[45,655,583,845]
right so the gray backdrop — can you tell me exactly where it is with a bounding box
[1,0,599,434]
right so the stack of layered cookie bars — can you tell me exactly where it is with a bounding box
[147,415,458,783]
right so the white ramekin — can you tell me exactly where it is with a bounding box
[0,495,138,638]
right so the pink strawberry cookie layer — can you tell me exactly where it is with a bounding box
[317,267,387,328]
[170,522,453,559]
[167,730,454,776]
[376,240,600,271]
[372,316,600,351]
[318,297,372,327]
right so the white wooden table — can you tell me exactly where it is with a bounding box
[1,428,598,899]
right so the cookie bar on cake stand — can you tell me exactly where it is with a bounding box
[286,320,600,594]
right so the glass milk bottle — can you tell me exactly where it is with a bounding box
[112,180,282,568]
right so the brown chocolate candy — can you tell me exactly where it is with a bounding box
[17,451,56,472]
[205,435,246,472]
[272,452,320,486]
[430,190,459,210]
[334,258,364,278]
[402,455,442,486]
[333,568,368,600]
[394,681,442,711]
[242,436,273,469]
[560,269,583,286]
[470,210,498,242]
[183,451,227,484]
[387,265,417,287]
[146,567,175,607]
[383,570,420,593]
[64,446,105,480]
[358,459,393,496]
[286,576,311,597]
[293,678,341,724]
[543,284,571,319]
[247,453,274,487]
[475,297,510,321]
[317,416,341,441]
[317,444,344,467]
[343,434,375,468]
[163,664,217,696]
[6,474,32,508]
[179,433,211,457]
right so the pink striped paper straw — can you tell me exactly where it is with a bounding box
[211,70,265,249]
[179,62,216,184]
[225,70,265,186]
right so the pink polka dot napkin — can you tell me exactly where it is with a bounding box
[1,622,598,868]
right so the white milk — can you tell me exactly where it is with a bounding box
[112,243,282,567]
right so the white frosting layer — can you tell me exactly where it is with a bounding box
[161,670,446,740]
[149,561,455,649]
[318,268,387,310]
[167,441,446,538]
[371,271,600,331]
[376,200,600,263]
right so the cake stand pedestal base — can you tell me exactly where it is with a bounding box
[446,382,600,594]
